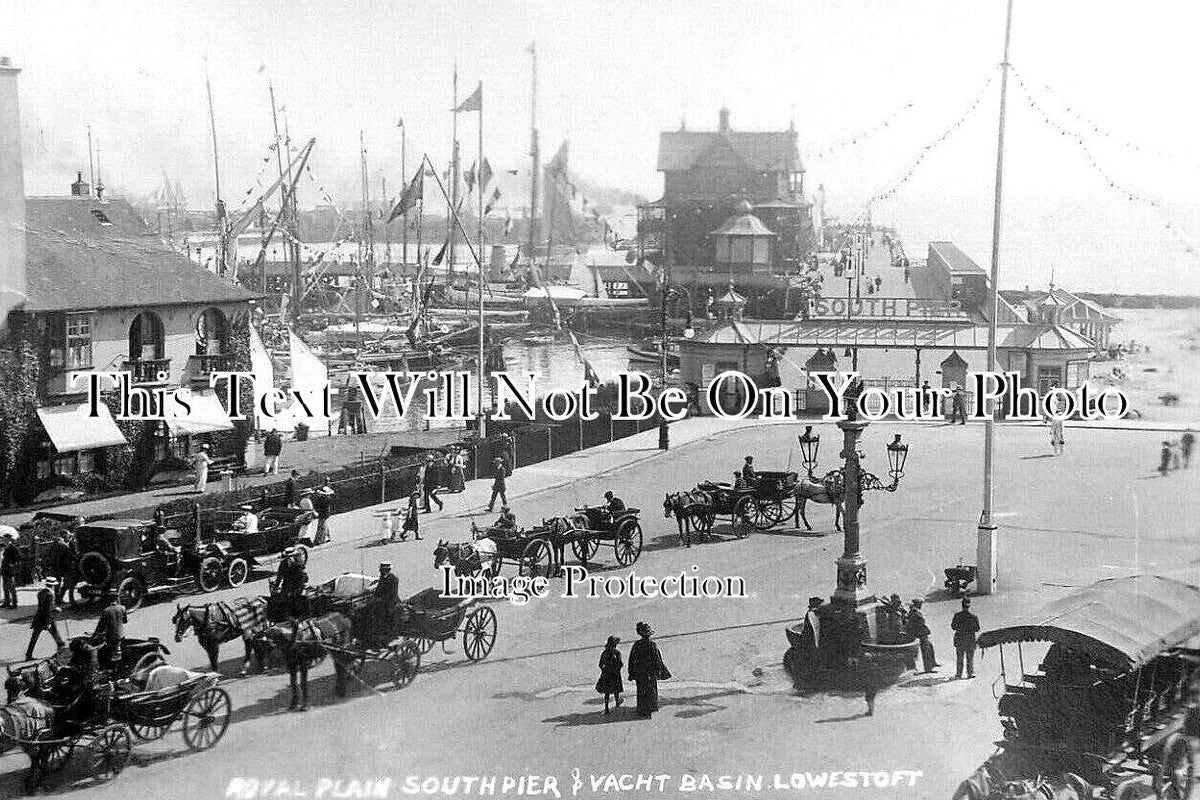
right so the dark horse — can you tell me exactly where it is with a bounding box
[252,612,352,711]
[662,491,711,547]
[433,539,497,578]
[173,597,271,676]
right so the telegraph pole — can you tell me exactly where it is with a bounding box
[978,0,1015,596]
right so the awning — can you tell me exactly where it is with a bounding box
[37,403,129,453]
[166,390,236,436]
[977,576,1200,669]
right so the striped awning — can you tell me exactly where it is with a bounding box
[37,403,128,453]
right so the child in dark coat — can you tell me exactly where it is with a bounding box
[595,635,624,714]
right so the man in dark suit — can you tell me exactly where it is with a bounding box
[951,597,980,679]
[26,578,65,659]
[422,454,444,513]
[93,593,128,668]
[0,531,22,607]
[741,456,758,483]
[907,598,939,673]
[486,458,508,512]
[374,562,400,632]
[604,491,626,513]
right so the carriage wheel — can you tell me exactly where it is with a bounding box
[130,722,170,741]
[389,640,421,688]
[520,540,553,579]
[116,575,146,611]
[224,557,249,588]
[732,497,755,538]
[26,739,74,788]
[570,537,599,564]
[88,724,131,780]
[182,687,232,751]
[775,495,798,525]
[614,522,644,566]
[749,499,777,530]
[1156,733,1200,800]
[463,606,498,661]
[196,556,223,593]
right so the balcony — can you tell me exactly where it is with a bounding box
[185,353,234,385]
[123,358,172,385]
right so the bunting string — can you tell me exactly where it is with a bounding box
[851,73,995,222]
[1012,71,1199,259]
[804,100,918,160]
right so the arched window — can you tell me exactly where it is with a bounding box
[129,311,165,361]
[196,308,229,356]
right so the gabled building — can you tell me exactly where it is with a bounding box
[638,109,816,296]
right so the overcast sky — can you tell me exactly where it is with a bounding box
[2,0,1198,294]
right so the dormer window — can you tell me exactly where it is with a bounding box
[91,209,112,226]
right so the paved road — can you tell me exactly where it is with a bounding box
[1,420,1195,799]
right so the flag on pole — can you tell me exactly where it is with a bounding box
[432,238,448,266]
[484,187,502,216]
[508,249,520,270]
[454,83,482,113]
[504,209,514,235]
[464,161,476,195]
[479,158,493,191]
[387,166,424,222]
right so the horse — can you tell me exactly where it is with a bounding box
[251,612,352,711]
[663,491,712,547]
[793,478,843,531]
[433,539,497,578]
[173,597,271,676]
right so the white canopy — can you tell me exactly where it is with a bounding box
[166,390,236,436]
[522,285,587,301]
[37,403,128,453]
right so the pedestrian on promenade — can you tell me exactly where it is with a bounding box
[298,488,315,541]
[627,621,670,718]
[284,470,302,506]
[949,385,968,424]
[919,380,933,418]
[1045,411,1065,456]
[1159,441,1175,476]
[313,483,335,544]
[854,652,887,717]
[422,453,444,513]
[486,457,508,512]
[262,429,283,475]
[26,578,64,659]
[448,449,467,493]
[906,598,939,673]
[191,444,212,493]
[0,529,22,608]
[402,491,421,541]
[53,529,81,605]
[951,597,980,679]
[801,597,823,662]
[1182,431,1195,469]
[501,433,516,474]
[595,635,624,714]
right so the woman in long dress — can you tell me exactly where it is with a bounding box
[627,621,670,717]
[595,635,624,714]
[448,449,466,493]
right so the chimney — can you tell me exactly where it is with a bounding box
[0,56,26,330]
[718,107,730,132]
[71,170,91,196]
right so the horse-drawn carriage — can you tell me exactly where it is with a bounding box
[665,470,804,542]
[953,576,1200,800]
[435,517,575,579]
[564,506,644,569]
[1,641,230,789]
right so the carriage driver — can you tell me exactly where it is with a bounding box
[604,491,626,513]
[494,506,517,534]
[233,504,259,534]
[374,562,400,633]
[741,456,758,484]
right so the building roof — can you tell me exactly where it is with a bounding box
[1022,286,1122,324]
[713,285,747,306]
[23,196,256,313]
[658,129,800,173]
[710,213,777,237]
[693,319,1094,352]
[928,241,986,275]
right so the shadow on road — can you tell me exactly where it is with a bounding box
[814,712,870,723]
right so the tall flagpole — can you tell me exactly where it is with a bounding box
[449,67,460,296]
[477,82,487,438]
[204,60,226,277]
[977,0,1015,596]
[400,119,408,270]
[527,42,539,272]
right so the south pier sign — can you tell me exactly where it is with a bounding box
[810,297,969,319]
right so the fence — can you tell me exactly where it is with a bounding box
[96,408,670,532]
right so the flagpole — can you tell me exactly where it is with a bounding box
[450,66,460,301]
[400,120,408,271]
[477,81,487,439]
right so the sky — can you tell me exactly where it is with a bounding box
[2,0,1199,294]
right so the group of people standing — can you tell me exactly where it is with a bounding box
[383,448,471,543]
[595,621,671,718]
[1159,430,1195,475]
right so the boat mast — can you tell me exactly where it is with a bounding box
[449,67,460,300]
[477,81,486,437]
[205,61,226,276]
[527,42,540,274]
[978,0,1015,596]
[400,119,408,269]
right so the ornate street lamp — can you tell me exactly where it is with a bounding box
[784,381,915,687]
